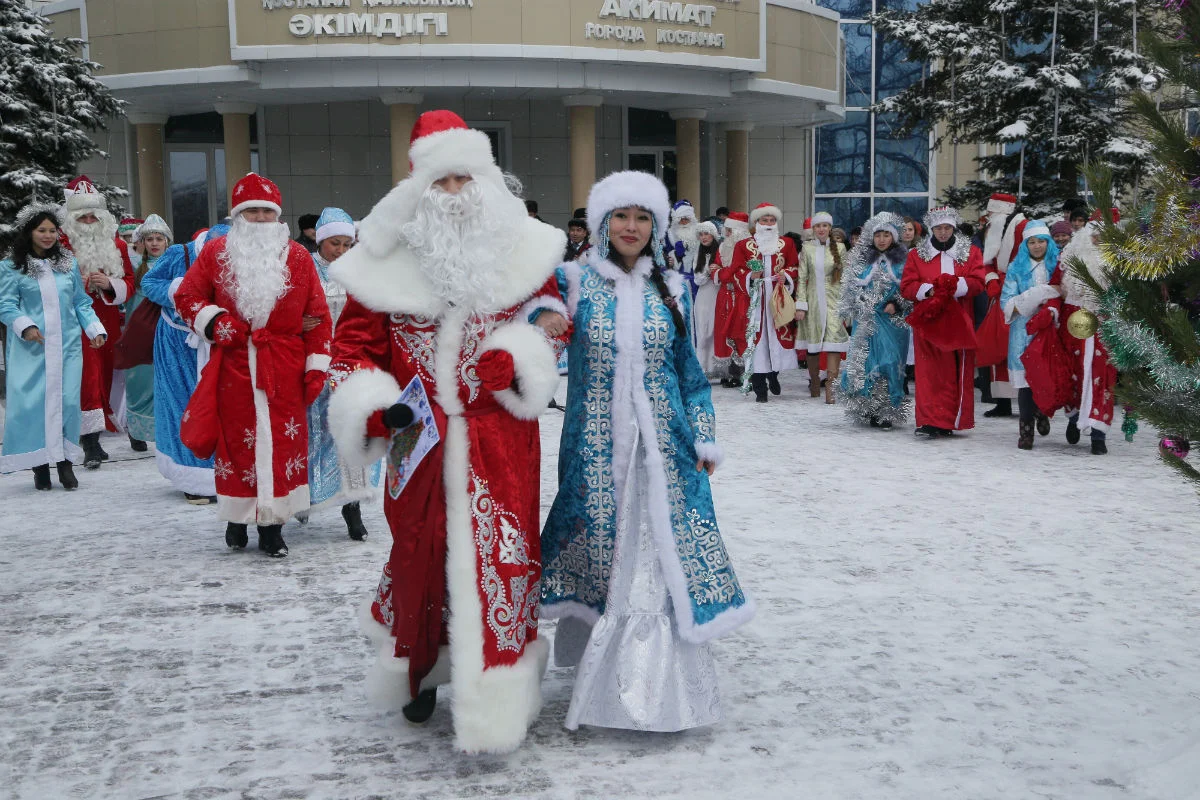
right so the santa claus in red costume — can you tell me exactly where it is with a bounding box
[978,192,1027,417]
[325,110,568,752]
[58,178,136,467]
[900,205,986,437]
[174,173,333,557]
[712,210,751,387]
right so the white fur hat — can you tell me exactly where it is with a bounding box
[696,220,720,239]
[63,180,105,213]
[811,211,834,226]
[587,171,671,236]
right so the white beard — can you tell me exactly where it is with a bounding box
[62,209,123,278]
[755,224,781,256]
[719,230,749,265]
[219,216,292,327]
[399,179,524,312]
[981,211,1008,264]
[1060,228,1108,308]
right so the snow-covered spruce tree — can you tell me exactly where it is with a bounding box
[1072,0,1200,487]
[0,2,123,246]
[871,0,1161,216]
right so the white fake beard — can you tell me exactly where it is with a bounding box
[1062,228,1108,293]
[981,212,1007,264]
[400,179,524,312]
[219,216,292,327]
[755,224,781,255]
[719,229,748,264]
[669,219,699,248]
[62,210,122,277]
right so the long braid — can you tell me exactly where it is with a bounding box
[650,264,687,336]
[830,237,844,284]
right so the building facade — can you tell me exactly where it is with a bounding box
[41,0,846,240]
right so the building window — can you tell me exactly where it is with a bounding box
[815,0,931,230]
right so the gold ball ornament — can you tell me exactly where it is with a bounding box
[1067,308,1100,340]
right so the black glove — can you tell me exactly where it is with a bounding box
[384,402,414,429]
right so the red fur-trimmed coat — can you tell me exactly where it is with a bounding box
[71,236,135,433]
[727,235,801,351]
[175,239,332,524]
[326,215,566,755]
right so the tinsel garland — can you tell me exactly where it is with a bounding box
[738,273,765,395]
[1099,189,1200,280]
[1098,287,1200,393]
[838,256,913,426]
[1122,406,1139,442]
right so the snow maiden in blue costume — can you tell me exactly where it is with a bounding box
[303,207,380,539]
[541,171,754,732]
[140,224,229,502]
[119,214,173,449]
[838,211,913,428]
[0,203,106,490]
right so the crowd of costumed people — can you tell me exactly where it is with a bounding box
[0,111,1124,754]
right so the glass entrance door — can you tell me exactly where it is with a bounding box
[168,146,259,243]
[626,148,678,200]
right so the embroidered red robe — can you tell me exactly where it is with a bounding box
[73,237,135,433]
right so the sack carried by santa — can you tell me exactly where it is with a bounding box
[1021,326,1073,415]
[974,300,1009,367]
[180,347,224,459]
[906,273,978,352]
[771,281,796,329]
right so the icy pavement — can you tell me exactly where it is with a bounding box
[2,370,1199,800]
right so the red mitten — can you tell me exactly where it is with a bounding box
[986,278,1002,299]
[477,349,516,391]
[303,370,327,406]
[935,273,959,296]
[366,410,390,439]
[1025,306,1055,334]
[210,313,250,348]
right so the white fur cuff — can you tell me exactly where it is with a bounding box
[918,283,934,301]
[305,353,331,372]
[107,276,129,306]
[954,277,968,299]
[984,272,1000,284]
[453,637,549,755]
[694,440,725,468]
[85,320,107,340]
[168,277,185,307]
[327,368,401,468]
[480,322,560,420]
[12,315,37,337]
[193,305,226,343]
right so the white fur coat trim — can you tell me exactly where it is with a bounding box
[479,322,561,420]
[330,216,565,317]
[327,368,400,468]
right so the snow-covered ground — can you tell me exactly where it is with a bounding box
[3,371,1199,800]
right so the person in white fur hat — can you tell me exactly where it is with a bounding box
[541,170,752,733]
[797,210,849,403]
[119,213,173,452]
[712,211,751,387]
[58,177,135,467]
[691,219,722,375]
[325,110,569,752]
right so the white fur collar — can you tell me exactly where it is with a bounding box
[588,250,653,283]
[330,216,566,317]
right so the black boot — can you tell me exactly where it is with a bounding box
[767,371,782,396]
[1036,414,1051,437]
[225,522,248,550]
[915,425,940,439]
[983,399,1013,418]
[33,464,52,491]
[55,461,78,490]
[402,688,438,724]
[1066,416,1080,445]
[128,434,147,452]
[1091,437,1108,455]
[750,374,768,403]
[1018,420,1035,450]
[185,493,214,505]
[342,502,368,541]
[81,433,104,469]
[257,524,288,558]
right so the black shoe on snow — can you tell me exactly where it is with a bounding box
[1018,420,1035,450]
[33,465,52,491]
[869,417,881,428]
[55,461,78,490]
[225,523,249,550]
[936,428,954,437]
[186,493,213,505]
[257,525,288,558]
[402,688,438,724]
[342,502,368,541]
[128,435,147,452]
[81,433,104,469]
[1066,418,1080,444]
[750,374,768,403]
[767,372,782,396]
[983,402,1013,418]
[1036,414,1051,437]
[1091,439,1108,455]
[879,420,893,430]
[915,425,940,438]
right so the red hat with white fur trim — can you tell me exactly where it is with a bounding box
[230,173,283,218]
[407,109,497,179]
[63,179,106,213]
[724,211,750,233]
[986,192,1017,215]
[750,202,782,226]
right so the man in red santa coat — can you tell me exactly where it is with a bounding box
[728,202,800,403]
[325,111,569,753]
[175,173,333,557]
[900,205,986,437]
[977,192,1026,418]
[712,210,751,387]
[58,178,136,466]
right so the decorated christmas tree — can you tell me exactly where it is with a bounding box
[0,2,123,245]
[1075,0,1200,485]
[872,0,1161,216]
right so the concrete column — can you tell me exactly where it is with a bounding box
[214,103,256,209]
[724,122,754,214]
[670,109,706,206]
[564,95,603,215]
[381,91,424,185]
[127,113,167,217]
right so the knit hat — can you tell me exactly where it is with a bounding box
[118,217,144,237]
[724,212,749,233]
[230,173,283,218]
[315,207,355,243]
[135,214,172,243]
[1049,220,1073,238]
[586,170,671,239]
[63,179,106,213]
[750,202,782,226]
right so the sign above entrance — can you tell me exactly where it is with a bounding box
[230,0,763,68]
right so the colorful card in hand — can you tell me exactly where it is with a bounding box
[386,375,440,500]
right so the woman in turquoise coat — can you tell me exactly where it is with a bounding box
[120,214,172,450]
[0,205,106,489]
[541,171,754,733]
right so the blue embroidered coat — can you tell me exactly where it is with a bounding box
[540,252,754,643]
